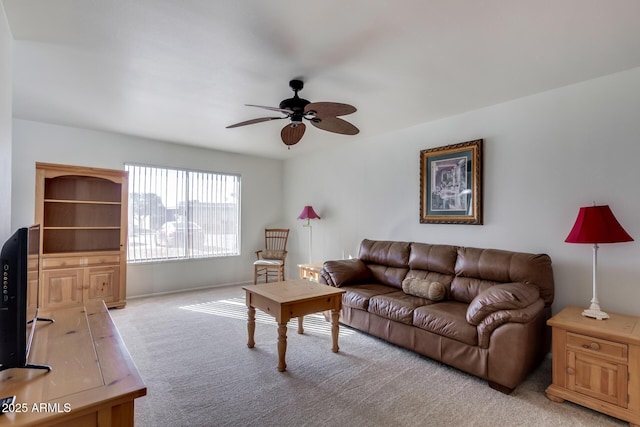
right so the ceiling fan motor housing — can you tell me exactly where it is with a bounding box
[280,96,309,125]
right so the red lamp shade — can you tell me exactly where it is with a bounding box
[297,206,321,220]
[565,205,633,244]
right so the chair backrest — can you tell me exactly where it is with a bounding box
[263,228,290,259]
[261,228,289,262]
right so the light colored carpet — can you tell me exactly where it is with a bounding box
[110,285,626,427]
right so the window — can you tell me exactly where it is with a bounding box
[126,164,240,263]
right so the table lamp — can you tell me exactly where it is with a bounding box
[565,204,633,320]
[297,206,321,263]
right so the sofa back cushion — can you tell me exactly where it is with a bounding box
[451,247,555,305]
[409,243,457,274]
[404,242,457,298]
[359,239,410,289]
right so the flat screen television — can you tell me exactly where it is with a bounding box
[0,224,52,373]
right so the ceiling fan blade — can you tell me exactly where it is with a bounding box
[310,117,359,135]
[281,123,306,146]
[305,102,357,117]
[246,104,294,114]
[226,116,286,128]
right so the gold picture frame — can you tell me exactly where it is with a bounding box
[420,139,483,224]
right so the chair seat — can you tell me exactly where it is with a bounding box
[254,259,284,266]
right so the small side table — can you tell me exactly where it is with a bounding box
[298,262,323,282]
[243,280,345,371]
[545,305,640,426]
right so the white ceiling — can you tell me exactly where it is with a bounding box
[4,0,640,160]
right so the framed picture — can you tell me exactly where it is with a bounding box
[420,139,483,224]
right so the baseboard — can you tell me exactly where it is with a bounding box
[127,281,251,300]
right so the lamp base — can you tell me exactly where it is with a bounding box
[581,307,609,320]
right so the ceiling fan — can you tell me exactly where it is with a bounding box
[226,79,359,147]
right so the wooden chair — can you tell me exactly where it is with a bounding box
[254,228,290,284]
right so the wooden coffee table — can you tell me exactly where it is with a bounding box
[242,279,346,372]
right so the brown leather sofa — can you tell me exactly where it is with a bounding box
[319,239,555,393]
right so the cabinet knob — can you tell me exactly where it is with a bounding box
[566,367,575,375]
[583,342,600,351]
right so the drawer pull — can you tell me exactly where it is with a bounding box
[583,342,600,351]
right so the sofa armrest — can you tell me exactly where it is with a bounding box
[477,299,545,348]
[319,259,372,287]
[466,282,540,326]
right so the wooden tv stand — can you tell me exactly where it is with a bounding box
[0,302,146,426]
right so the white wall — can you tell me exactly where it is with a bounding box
[284,67,640,316]
[0,4,11,240]
[11,119,284,296]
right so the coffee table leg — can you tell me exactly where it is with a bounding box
[247,306,255,348]
[331,309,340,353]
[297,316,304,334]
[277,322,287,372]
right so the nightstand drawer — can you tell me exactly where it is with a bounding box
[567,332,628,362]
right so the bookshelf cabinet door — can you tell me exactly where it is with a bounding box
[41,269,84,309]
[85,266,120,304]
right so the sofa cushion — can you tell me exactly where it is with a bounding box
[368,291,432,325]
[359,239,411,289]
[453,247,554,306]
[341,284,398,310]
[409,243,458,275]
[449,277,499,304]
[322,259,372,287]
[359,239,411,267]
[402,278,446,301]
[413,302,478,346]
[368,265,408,289]
[466,283,541,326]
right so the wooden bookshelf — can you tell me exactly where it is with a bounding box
[35,163,128,309]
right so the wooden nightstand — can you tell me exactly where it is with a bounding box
[546,306,640,426]
[298,262,323,282]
